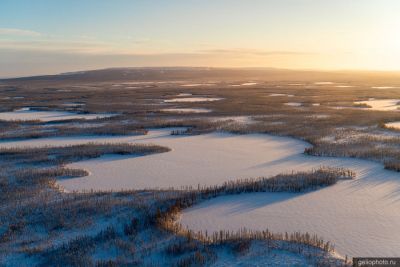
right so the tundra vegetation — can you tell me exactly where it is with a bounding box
[1,68,400,265]
[0,140,351,266]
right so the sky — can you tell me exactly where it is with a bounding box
[1,0,400,77]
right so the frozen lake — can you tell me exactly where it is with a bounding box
[160,108,212,113]
[164,97,222,103]
[1,128,400,257]
[354,99,400,111]
[0,108,116,122]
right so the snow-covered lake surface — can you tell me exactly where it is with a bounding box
[284,102,302,107]
[0,108,116,122]
[181,83,214,87]
[160,108,212,113]
[335,85,355,88]
[371,86,399,89]
[354,99,400,111]
[176,93,193,97]
[314,82,334,85]
[269,93,294,97]
[385,122,400,129]
[61,102,86,107]
[1,128,400,257]
[164,97,223,103]
[241,82,258,86]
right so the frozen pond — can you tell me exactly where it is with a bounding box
[284,102,302,107]
[314,82,334,85]
[385,122,400,129]
[164,97,223,103]
[181,83,214,87]
[335,85,355,88]
[241,82,258,86]
[269,93,294,97]
[354,99,400,111]
[0,108,116,122]
[160,108,211,113]
[371,86,399,89]
[1,128,400,257]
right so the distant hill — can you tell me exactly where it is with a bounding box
[2,67,400,84]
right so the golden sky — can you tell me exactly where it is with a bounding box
[1,0,400,77]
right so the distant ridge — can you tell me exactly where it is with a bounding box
[2,67,400,83]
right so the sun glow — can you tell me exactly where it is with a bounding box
[1,0,400,77]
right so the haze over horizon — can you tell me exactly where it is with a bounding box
[1,0,400,77]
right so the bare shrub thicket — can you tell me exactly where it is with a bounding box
[304,138,400,171]
[0,122,147,140]
[0,143,170,165]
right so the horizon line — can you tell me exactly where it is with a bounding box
[3,66,400,80]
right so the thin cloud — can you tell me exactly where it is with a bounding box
[0,39,116,54]
[0,28,42,37]
[198,48,314,56]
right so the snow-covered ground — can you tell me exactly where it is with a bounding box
[0,108,116,122]
[209,116,255,124]
[160,108,212,113]
[241,82,258,86]
[314,82,334,85]
[61,102,86,107]
[307,114,330,119]
[181,83,215,87]
[2,128,400,257]
[285,102,302,107]
[176,93,193,97]
[335,85,355,88]
[164,97,223,103]
[209,241,312,266]
[269,93,286,97]
[354,99,400,111]
[371,86,399,89]
[385,122,400,129]
[269,93,294,97]
[287,83,304,86]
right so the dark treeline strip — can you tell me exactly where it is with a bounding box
[304,141,400,172]
[0,123,147,141]
[0,143,170,165]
